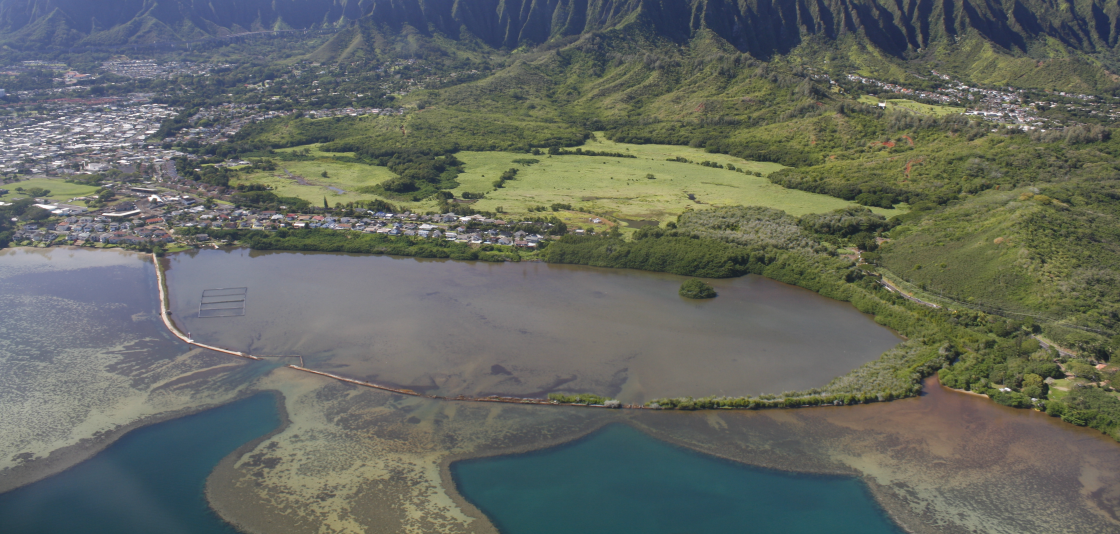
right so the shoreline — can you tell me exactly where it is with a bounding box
[436,416,922,534]
[0,250,260,495]
[148,253,911,412]
[204,389,294,534]
[153,254,261,361]
[437,421,616,533]
[0,391,263,495]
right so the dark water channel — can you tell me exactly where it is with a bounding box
[165,249,901,403]
[453,424,903,534]
[0,394,280,534]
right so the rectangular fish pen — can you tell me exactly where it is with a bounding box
[198,287,248,317]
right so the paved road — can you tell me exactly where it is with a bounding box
[163,160,180,180]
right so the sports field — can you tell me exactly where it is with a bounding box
[1,178,100,202]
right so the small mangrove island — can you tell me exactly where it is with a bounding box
[679,279,717,299]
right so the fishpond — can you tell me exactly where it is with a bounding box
[3,247,1120,534]
[164,248,901,403]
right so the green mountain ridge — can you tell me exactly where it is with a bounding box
[0,0,365,47]
[5,0,1120,72]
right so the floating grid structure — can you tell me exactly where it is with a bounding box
[198,287,248,318]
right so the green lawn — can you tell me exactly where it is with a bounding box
[243,137,902,224]
[857,95,965,117]
[232,159,402,207]
[1,178,100,203]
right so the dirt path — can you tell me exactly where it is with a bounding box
[281,168,347,194]
[876,277,941,308]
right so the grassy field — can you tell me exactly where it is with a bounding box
[232,159,400,207]
[1,178,100,203]
[857,95,965,117]
[236,138,902,224]
[274,145,357,159]
[453,136,898,225]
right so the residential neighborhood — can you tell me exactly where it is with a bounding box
[840,72,1120,129]
[0,100,183,175]
[5,178,553,251]
[101,59,231,79]
[167,103,401,145]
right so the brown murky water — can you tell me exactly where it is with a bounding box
[163,248,902,403]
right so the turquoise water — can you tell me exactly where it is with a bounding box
[453,425,903,534]
[0,394,280,534]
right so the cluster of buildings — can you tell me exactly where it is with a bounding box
[56,71,94,85]
[167,103,402,144]
[843,73,962,105]
[7,185,196,245]
[10,192,553,249]
[14,215,174,246]
[842,72,1120,129]
[181,209,549,247]
[1,60,66,73]
[0,101,184,175]
[101,59,230,79]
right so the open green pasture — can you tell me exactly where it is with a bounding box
[243,138,902,222]
[857,95,965,117]
[232,159,403,207]
[1,178,100,202]
[274,145,357,159]
[453,137,897,224]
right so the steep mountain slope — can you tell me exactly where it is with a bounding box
[0,0,365,47]
[360,0,1120,58]
[4,0,1120,67]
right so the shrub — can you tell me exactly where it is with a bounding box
[679,279,717,299]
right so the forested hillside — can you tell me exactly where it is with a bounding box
[6,0,1120,93]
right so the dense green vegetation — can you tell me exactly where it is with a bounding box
[175,227,524,262]
[876,181,1120,349]
[546,393,614,405]
[679,279,716,299]
[0,198,43,247]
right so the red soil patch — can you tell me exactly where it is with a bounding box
[905,157,925,178]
